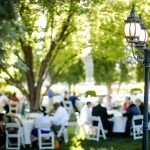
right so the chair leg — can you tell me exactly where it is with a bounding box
[100,129,106,140]
[18,136,20,149]
[81,125,87,135]
[75,125,79,134]
[6,136,8,149]
[64,129,68,143]
[51,133,55,149]
[96,128,100,141]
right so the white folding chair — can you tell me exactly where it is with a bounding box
[38,123,54,149]
[9,101,19,114]
[63,101,74,116]
[88,116,106,141]
[132,115,143,140]
[5,123,25,150]
[74,112,87,135]
[57,124,68,143]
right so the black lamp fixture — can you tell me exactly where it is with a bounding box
[124,4,149,150]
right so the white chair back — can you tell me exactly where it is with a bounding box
[132,115,143,140]
[5,122,25,149]
[88,116,106,141]
[74,112,86,135]
[38,122,54,149]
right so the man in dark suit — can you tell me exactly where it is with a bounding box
[92,98,114,138]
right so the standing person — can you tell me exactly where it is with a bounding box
[123,101,141,136]
[64,91,69,101]
[92,98,114,138]
[69,92,78,112]
[80,102,92,125]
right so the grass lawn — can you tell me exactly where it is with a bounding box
[59,126,149,150]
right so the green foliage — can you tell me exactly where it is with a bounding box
[130,88,142,94]
[50,58,85,85]
[85,90,96,97]
[119,62,130,82]
[1,0,150,109]
[135,63,144,82]
[93,57,117,84]
[0,0,18,21]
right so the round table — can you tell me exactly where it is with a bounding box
[108,110,127,133]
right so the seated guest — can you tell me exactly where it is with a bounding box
[92,98,114,138]
[80,102,92,125]
[123,96,130,111]
[10,93,19,102]
[31,106,51,138]
[3,105,22,126]
[69,92,79,112]
[135,98,144,115]
[0,93,9,113]
[0,113,5,148]
[104,95,114,110]
[50,102,69,132]
[2,106,23,140]
[123,101,141,136]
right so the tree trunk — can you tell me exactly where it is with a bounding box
[29,86,42,112]
[106,82,112,96]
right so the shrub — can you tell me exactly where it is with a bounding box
[85,90,96,97]
[130,88,142,94]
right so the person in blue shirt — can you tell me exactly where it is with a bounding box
[69,92,79,112]
[47,89,55,98]
[123,101,141,136]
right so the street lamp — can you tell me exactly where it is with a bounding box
[124,4,149,150]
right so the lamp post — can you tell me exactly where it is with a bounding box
[124,5,149,150]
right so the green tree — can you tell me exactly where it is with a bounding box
[0,0,85,111]
[1,0,150,111]
[0,0,19,66]
[93,57,117,95]
[49,58,85,92]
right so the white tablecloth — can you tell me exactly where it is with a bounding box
[108,110,127,133]
[22,119,34,145]
[25,112,41,119]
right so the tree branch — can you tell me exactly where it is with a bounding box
[43,53,77,95]
[0,65,28,96]
[37,6,74,89]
